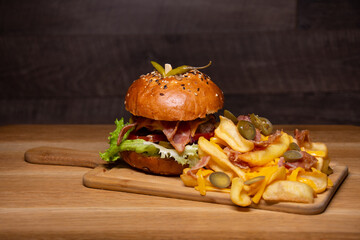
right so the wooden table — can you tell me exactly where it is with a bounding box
[0,124,359,239]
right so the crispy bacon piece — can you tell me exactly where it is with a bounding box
[237,115,251,122]
[294,129,311,148]
[132,116,215,153]
[187,156,211,178]
[278,151,317,171]
[167,121,191,153]
[223,147,250,169]
[117,123,137,145]
[253,130,282,149]
[161,121,179,140]
[236,114,280,147]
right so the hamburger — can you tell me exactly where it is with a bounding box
[100,61,224,175]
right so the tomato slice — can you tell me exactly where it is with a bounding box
[191,132,214,142]
[128,132,214,143]
[127,133,167,142]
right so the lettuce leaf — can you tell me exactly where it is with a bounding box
[142,141,199,167]
[100,118,129,162]
[100,118,200,167]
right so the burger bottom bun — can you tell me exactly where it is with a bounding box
[120,151,185,176]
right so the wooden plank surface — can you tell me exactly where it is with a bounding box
[0,124,360,239]
[0,0,296,34]
[1,29,360,125]
[22,146,349,214]
[82,164,348,215]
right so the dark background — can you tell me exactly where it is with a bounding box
[0,0,359,125]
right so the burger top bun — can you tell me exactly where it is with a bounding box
[125,69,224,121]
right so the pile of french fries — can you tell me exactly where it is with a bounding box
[180,116,333,206]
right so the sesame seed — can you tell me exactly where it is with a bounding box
[197,88,200,91]
[183,87,185,90]
[215,93,218,97]
[163,85,167,89]
[160,93,164,96]
[194,93,198,96]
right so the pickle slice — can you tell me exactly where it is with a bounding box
[289,142,301,151]
[209,172,231,188]
[283,150,303,162]
[244,176,265,185]
[224,110,239,124]
[250,113,273,136]
[237,120,256,140]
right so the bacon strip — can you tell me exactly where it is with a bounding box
[161,121,179,140]
[223,147,250,169]
[294,129,311,148]
[237,115,251,122]
[117,123,137,145]
[166,121,191,153]
[132,116,212,153]
[278,152,317,171]
[187,156,210,178]
[253,130,282,148]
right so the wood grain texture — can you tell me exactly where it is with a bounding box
[1,29,359,125]
[0,124,360,239]
[25,146,104,168]
[0,0,359,126]
[297,0,360,30]
[82,164,348,215]
[22,145,348,214]
[0,0,296,35]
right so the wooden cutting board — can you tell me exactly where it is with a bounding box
[25,146,348,215]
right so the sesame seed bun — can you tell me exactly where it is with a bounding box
[125,70,224,121]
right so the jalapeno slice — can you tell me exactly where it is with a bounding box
[150,61,165,77]
[209,172,231,188]
[289,142,301,151]
[250,113,273,136]
[166,61,212,77]
[283,150,303,162]
[244,176,265,185]
[237,120,256,140]
[224,110,238,124]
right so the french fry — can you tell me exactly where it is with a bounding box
[180,168,213,187]
[305,142,328,158]
[262,180,315,203]
[215,116,254,153]
[298,168,328,193]
[210,136,228,148]
[268,166,287,184]
[238,132,290,166]
[198,137,246,179]
[180,113,333,206]
[250,166,279,204]
[230,177,252,207]
[207,159,235,179]
[315,157,325,172]
[321,158,331,174]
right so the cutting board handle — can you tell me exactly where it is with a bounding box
[25,146,105,168]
